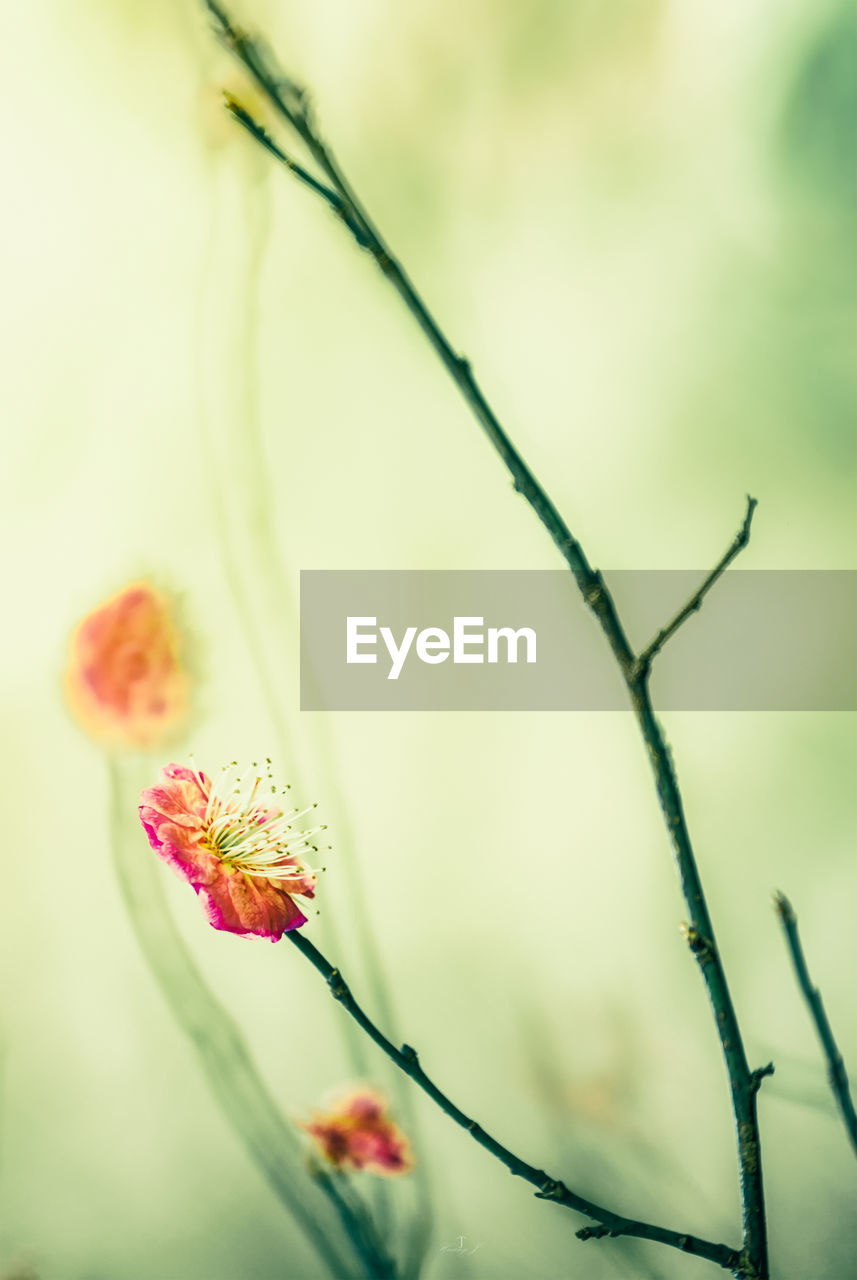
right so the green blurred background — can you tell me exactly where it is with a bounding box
[1,1,855,1277]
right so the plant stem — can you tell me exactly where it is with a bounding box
[289,928,740,1272]
[313,1168,400,1280]
[204,6,770,1273]
[628,679,767,1277]
[635,498,757,675]
[775,893,857,1159]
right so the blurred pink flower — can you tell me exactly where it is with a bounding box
[303,1088,413,1177]
[139,762,320,941]
[65,582,189,751]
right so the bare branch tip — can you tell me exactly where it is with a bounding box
[222,92,258,130]
[773,891,794,924]
[204,0,237,42]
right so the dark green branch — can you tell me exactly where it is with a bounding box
[628,683,768,1277]
[204,5,769,1273]
[775,893,857,1159]
[288,929,739,1272]
[223,96,373,247]
[224,97,339,205]
[635,496,757,676]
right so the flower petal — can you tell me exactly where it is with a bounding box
[197,868,308,941]
[139,765,216,884]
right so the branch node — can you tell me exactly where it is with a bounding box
[327,969,349,1001]
[576,1218,632,1241]
[679,922,714,964]
[584,573,604,609]
[534,1177,568,1202]
[736,1249,763,1280]
[750,1062,775,1095]
[629,655,649,686]
[374,248,395,276]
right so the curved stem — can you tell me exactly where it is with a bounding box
[313,1168,399,1280]
[288,928,740,1273]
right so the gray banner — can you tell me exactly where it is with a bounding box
[300,571,856,711]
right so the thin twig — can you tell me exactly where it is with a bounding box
[775,893,857,1159]
[635,497,757,676]
[203,1,636,671]
[204,6,768,1274]
[289,929,740,1272]
[223,97,351,219]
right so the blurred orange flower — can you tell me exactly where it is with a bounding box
[303,1088,413,1177]
[65,582,189,751]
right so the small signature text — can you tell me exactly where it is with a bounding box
[440,1235,482,1256]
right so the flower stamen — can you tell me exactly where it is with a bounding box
[200,762,326,883]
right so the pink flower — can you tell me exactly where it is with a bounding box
[303,1088,413,1177]
[139,762,321,941]
[64,582,189,751]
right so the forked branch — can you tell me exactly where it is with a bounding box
[289,930,740,1271]
[203,5,768,1274]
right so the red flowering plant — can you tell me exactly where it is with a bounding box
[138,761,322,942]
